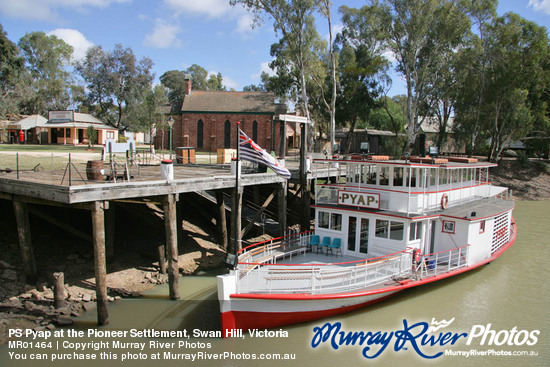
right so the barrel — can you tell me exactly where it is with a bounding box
[86,160,104,181]
[160,159,174,180]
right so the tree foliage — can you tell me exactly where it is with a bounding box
[76,44,154,131]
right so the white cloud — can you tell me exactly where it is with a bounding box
[164,0,233,18]
[48,28,94,61]
[252,61,276,80]
[222,75,239,90]
[235,13,256,37]
[529,0,550,14]
[0,0,131,21]
[144,19,182,49]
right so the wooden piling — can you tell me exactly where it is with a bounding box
[91,201,109,325]
[163,194,179,300]
[230,186,243,253]
[105,202,115,261]
[157,245,167,274]
[13,199,37,284]
[53,272,65,308]
[278,181,288,236]
[215,190,228,250]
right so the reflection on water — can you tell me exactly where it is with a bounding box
[1,201,548,366]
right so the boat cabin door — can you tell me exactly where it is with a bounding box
[347,216,369,256]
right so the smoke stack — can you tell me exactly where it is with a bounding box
[184,73,191,95]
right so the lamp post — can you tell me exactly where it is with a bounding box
[167,116,174,160]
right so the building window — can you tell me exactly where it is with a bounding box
[253,120,258,142]
[480,220,486,234]
[106,131,114,139]
[442,220,455,234]
[197,120,204,149]
[224,120,231,148]
[65,128,71,138]
[409,222,422,241]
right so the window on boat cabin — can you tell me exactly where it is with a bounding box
[390,222,404,240]
[452,169,461,184]
[442,220,455,234]
[378,166,390,185]
[393,167,404,186]
[317,211,342,231]
[439,169,448,186]
[429,168,438,187]
[409,222,422,241]
[375,219,404,240]
[479,220,486,234]
[365,165,377,184]
[331,213,342,231]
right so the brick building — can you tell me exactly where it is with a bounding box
[155,76,287,155]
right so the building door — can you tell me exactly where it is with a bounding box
[224,120,231,148]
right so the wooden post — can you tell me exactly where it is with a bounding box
[278,181,288,236]
[105,202,115,261]
[157,245,167,274]
[300,122,311,230]
[279,119,286,159]
[163,194,179,300]
[215,190,228,250]
[91,201,109,325]
[53,272,65,309]
[230,186,243,253]
[13,199,37,284]
[176,195,184,247]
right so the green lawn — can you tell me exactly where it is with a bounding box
[0,144,103,153]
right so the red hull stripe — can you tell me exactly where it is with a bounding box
[221,292,399,334]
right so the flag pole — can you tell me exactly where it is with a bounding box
[234,121,241,254]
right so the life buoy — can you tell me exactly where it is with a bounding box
[415,249,422,263]
[441,193,449,210]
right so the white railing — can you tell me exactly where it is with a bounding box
[415,245,470,279]
[236,249,413,295]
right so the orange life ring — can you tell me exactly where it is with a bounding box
[415,249,422,263]
[441,193,449,210]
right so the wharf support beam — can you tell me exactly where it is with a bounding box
[163,194,180,300]
[13,199,37,284]
[91,201,109,325]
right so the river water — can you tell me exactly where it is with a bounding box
[1,201,548,367]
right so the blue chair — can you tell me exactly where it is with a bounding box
[327,238,342,256]
[318,236,331,254]
[308,235,320,252]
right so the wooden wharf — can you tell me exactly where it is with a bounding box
[0,158,340,326]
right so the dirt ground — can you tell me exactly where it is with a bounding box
[0,157,548,345]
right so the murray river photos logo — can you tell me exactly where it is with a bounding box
[310,318,540,359]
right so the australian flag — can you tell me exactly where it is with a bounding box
[238,128,291,179]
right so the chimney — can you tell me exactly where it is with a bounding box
[184,73,191,95]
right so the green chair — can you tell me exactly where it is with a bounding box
[328,238,342,256]
[318,236,331,254]
[308,235,320,252]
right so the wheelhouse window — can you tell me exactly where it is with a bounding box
[393,167,404,186]
[379,166,389,185]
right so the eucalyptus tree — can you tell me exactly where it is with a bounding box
[482,13,550,161]
[18,31,74,115]
[335,5,389,153]
[0,24,25,117]
[230,0,321,127]
[76,44,154,131]
[367,0,470,154]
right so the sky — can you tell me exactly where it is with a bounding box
[1,0,549,97]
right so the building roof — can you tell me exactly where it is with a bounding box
[44,112,115,130]
[418,116,455,133]
[10,115,48,130]
[180,91,277,114]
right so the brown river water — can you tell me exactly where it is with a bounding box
[1,200,549,366]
